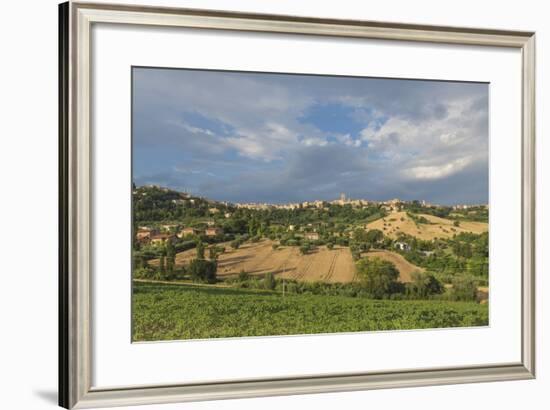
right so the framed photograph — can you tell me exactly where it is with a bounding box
[59,1,535,408]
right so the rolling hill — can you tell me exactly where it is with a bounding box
[366,211,488,241]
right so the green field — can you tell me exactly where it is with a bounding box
[132,282,488,341]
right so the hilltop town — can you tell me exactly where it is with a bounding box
[134,185,487,244]
[137,184,486,211]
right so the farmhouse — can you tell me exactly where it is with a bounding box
[178,227,200,237]
[394,241,411,251]
[150,233,176,245]
[205,227,224,237]
[304,232,320,241]
[161,224,178,232]
[136,229,151,241]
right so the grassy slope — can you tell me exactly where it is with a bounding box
[367,211,488,240]
[132,282,488,341]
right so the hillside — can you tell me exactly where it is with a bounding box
[363,249,424,282]
[150,239,425,284]
[366,211,488,241]
[151,239,357,283]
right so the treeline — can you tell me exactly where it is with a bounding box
[401,200,488,223]
[133,185,233,223]
[223,257,479,302]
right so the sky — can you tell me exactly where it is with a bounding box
[132,67,488,205]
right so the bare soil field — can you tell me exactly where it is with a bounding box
[362,249,424,282]
[366,211,488,240]
[152,239,356,283]
[150,239,422,284]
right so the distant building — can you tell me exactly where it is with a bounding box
[288,225,296,231]
[304,232,320,241]
[206,220,216,227]
[150,233,176,245]
[209,207,220,214]
[224,212,232,218]
[161,224,178,232]
[178,227,200,237]
[205,227,223,237]
[394,241,411,252]
[136,229,151,242]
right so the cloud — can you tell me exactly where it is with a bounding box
[132,68,488,205]
[405,157,474,180]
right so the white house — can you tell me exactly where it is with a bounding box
[394,241,411,251]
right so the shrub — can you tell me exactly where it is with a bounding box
[238,270,249,281]
[350,244,361,261]
[299,243,312,255]
[406,271,444,299]
[133,266,154,279]
[326,242,334,250]
[449,276,478,301]
[230,239,241,249]
[188,258,217,283]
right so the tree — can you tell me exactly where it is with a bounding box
[350,243,361,261]
[159,255,166,274]
[356,257,399,298]
[406,271,444,298]
[208,246,218,261]
[264,272,276,290]
[165,241,175,276]
[196,239,205,259]
[366,229,384,245]
[449,276,478,301]
[188,258,217,283]
[467,256,489,277]
[352,228,368,243]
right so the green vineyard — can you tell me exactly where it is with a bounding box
[132,282,488,341]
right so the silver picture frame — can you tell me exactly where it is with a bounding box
[59,2,536,408]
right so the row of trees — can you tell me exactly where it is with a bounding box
[356,257,478,301]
